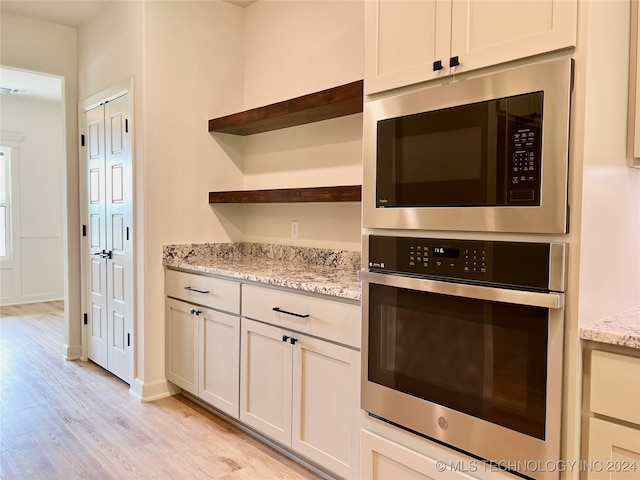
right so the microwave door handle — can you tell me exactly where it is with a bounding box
[360,270,564,309]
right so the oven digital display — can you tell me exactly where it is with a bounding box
[433,247,459,258]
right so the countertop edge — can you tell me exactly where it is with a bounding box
[579,306,640,350]
[163,261,362,302]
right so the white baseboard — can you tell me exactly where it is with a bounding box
[63,343,82,360]
[129,378,180,402]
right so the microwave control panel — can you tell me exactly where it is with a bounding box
[505,92,543,205]
[368,235,551,290]
[508,127,539,202]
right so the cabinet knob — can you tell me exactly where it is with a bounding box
[282,335,290,342]
[433,60,443,71]
[290,337,298,345]
[449,56,460,68]
[190,308,197,315]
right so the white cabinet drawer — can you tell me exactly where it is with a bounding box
[591,350,640,425]
[165,269,240,315]
[241,284,360,348]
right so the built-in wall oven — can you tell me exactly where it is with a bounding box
[361,235,566,480]
[363,57,573,234]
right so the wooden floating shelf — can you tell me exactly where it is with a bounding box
[209,185,362,204]
[208,80,364,135]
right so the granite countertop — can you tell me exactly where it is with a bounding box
[163,242,362,301]
[580,306,640,350]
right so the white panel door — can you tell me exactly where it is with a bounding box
[364,0,451,94]
[165,298,198,395]
[104,96,132,383]
[291,334,361,479]
[83,93,132,384]
[240,318,292,446]
[449,0,577,74]
[86,104,108,370]
[199,309,240,418]
[586,418,640,480]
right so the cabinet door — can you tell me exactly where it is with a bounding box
[291,335,360,479]
[240,318,292,446]
[586,418,640,480]
[365,0,451,94]
[199,310,240,419]
[165,298,198,395]
[450,0,576,74]
[361,430,479,480]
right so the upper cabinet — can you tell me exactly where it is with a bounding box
[365,0,577,95]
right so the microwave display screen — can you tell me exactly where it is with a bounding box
[433,246,459,258]
[376,92,543,208]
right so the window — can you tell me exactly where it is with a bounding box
[0,146,11,258]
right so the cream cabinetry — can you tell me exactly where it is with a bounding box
[240,285,360,479]
[165,269,241,418]
[583,347,640,480]
[365,0,577,94]
[362,431,477,480]
[361,421,517,480]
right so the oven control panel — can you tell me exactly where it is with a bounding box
[368,235,552,290]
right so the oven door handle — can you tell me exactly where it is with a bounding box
[360,270,564,309]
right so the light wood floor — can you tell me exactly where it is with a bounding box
[0,302,322,480]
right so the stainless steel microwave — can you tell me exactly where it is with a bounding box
[363,58,573,234]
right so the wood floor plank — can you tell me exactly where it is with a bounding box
[0,302,323,480]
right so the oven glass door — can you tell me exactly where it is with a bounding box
[376,92,543,208]
[368,283,549,440]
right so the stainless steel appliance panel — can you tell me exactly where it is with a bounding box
[363,57,573,233]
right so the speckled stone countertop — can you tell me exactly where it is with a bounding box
[580,306,640,350]
[163,243,362,301]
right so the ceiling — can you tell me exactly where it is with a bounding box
[0,0,110,28]
[0,68,62,102]
[0,1,256,101]
[0,0,257,28]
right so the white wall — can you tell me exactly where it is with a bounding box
[142,0,245,398]
[240,0,364,250]
[77,0,363,399]
[577,0,640,325]
[0,12,80,358]
[0,95,65,305]
[79,0,245,399]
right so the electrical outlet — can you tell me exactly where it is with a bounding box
[291,221,299,239]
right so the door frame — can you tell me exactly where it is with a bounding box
[78,78,136,384]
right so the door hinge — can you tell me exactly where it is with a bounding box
[125,119,129,133]
[82,225,86,237]
[127,333,131,347]
[83,313,88,325]
[81,134,85,147]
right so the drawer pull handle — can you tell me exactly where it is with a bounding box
[184,286,210,294]
[272,307,309,318]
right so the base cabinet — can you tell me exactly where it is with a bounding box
[241,317,360,479]
[166,298,199,395]
[583,347,640,480]
[199,308,240,418]
[166,298,241,418]
[586,418,640,480]
[361,430,477,480]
